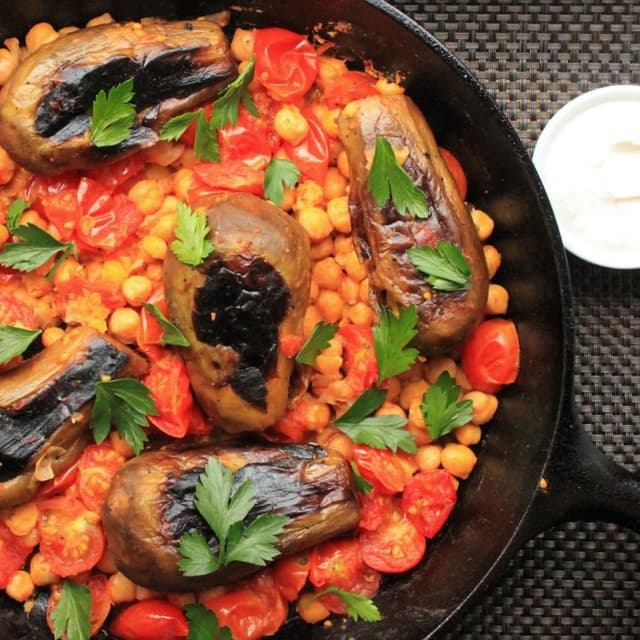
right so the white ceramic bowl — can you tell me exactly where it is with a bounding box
[533,85,640,269]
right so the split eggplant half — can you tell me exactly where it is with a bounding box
[338,94,489,355]
[102,442,359,592]
[0,18,235,174]
[0,326,147,508]
[164,192,311,433]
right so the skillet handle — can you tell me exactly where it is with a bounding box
[521,400,640,539]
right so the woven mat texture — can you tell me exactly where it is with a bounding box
[386,1,639,638]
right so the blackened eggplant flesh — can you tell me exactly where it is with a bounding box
[338,95,489,355]
[0,326,147,508]
[102,442,359,592]
[0,19,235,174]
[164,192,311,433]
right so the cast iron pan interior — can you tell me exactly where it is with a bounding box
[0,1,572,638]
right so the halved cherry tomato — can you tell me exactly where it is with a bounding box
[26,172,78,201]
[273,552,310,602]
[461,318,520,393]
[37,496,105,577]
[144,351,194,438]
[322,71,378,108]
[439,147,468,201]
[189,161,264,203]
[0,522,33,588]
[75,444,126,514]
[360,497,426,573]
[48,574,111,638]
[0,291,37,328]
[254,28,319,102]
[109,599,189,640]
[338,324,378,396]
[202,570,288,640]
[357,488,395,531]
[282,109,329,184]
[352,445,415,495]
[309,538,381,614]
[85,155,145,192]
[36,461,80,499]
[402,470,457,539]
[38,188,78,240]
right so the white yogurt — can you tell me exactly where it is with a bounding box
[533,85,640,269]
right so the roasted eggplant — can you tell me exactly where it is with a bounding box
[102,442,359,592]
[338,94,489,355]
[0,18,235,174]
[0,326,147,508]
[164,192,311,433]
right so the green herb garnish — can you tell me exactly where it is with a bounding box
[50,581,91,640]
[89,78,137,147]
[407,240,471,291]
[171,203,215,267]
[185,603,232,640]
[373,305,419,383]
[142,302,189,347]
[295,321,338,366]
[0,325,42,365]
[264,158,300,207]
[312,587,381,623]
[421,371,473,440]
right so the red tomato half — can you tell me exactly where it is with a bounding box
[273,552,310,602]
[76,444,126,514]
[357,488,395,531]
[322,71,378,108]
[39,188,78,241]
[254,28,319,102]
[189,162,264,204]
[360,497,426,574]
[36,462,80,499]
[202,570,288,640]
[282,109,329,184]
[352,445,415,495]
[402,470,457,539]
[48,574,111,638]
[461,318,520,393]
[109,599,189,640]
[0,522,33,588]
[37,496,105,577]
[439,147,468,201]
[0,291,37,329]
[338,324,378,397]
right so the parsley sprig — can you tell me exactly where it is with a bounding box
[264,157,300,207]
[373,305,419,383]
[407,241,471,291]
[142,302,189,347]
[6,198,28,232]
[0,325,42,365]
[350,461,373,495]
[90,378,158,456]
[312,587,381,623]
[178,457,289,576]
[171,203,215,267]
[421,371,473,440]
[368,136,429,219]
[0,223,77,280]
[335,388,416,453]
[50,581,91,640]
[295,321,338,366]
[89,78,137,148]
[210,55,258,129]
[185,603,232,640]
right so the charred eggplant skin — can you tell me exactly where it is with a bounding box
[0,326,147,508]
[102,442,359,592]
[338,95,489,355]
[164,192,311,433]
[0,19,235,174]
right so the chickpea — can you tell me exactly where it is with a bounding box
[0,224,10,248]
[315,353,343,376]
[384,377,402,403]
[109,431,135,459]
[151,213,178,243]
[274,105,309,145]
[102,259,128,285]
[108,308,141,343]
[316,56,348,91]
[337,150,351,178]
[399,379,429,410]
[29,553,58,587]
[416,444,442,472]
[295,180,324,211]
[128,179,165,216]
[121,275,152,306]
[454,423,482,446]
[20,210,47,229]
[375,402,406,418]
[51,258,82,286]
[298,592,331,624]
[339,277,359,304]
[141,235,167,261]
[323,167,347,200]
[310,237,334,261]
[425,356,458,384]
[339,251,368,282]
[41,326,65,348]
[441,443,477,479]
[300,402,331,431]
[326,196,351,233]
[25,23,58,53]
[108,572,137,604]
[167,592,197,608]
[5,502,39,537]
[297,206,333,242]
[485,283,509,315]
[464,391,499,425]
[320,108,341,138]
[86,12,115,27]
[470,208,495,241]
[312,257,343,291]
[316,290,344,324]
[407,402,426,430]
[483,245,502,279]
[230,28,255,62]
[309,280,319,302]
[0,49,19,86]
[135,585,161,601]
[173,168,196,202]
[347,302,375,326]
[280,187,296,211]
[359,278,370,303]
[0,145,16,185]
[6,571,34,602]
[324,432,354,461]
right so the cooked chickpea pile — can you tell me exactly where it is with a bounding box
[0,12,509,632]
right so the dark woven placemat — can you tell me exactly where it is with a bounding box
[386,1,640,638]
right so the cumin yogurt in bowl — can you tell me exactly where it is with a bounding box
[533,84,640,269]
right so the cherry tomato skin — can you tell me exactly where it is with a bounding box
[338,324,378,396]
[279,333,304,359]
[461,318,520,393]
[76,443,126,513]
[357,488,395,531]
[352,445,415,495]
[38,188,78,240]
[273,553,310,602]
[109,600,189,640]
[189,162,264,202]
[402,470,458,539]
[85,155,145,191]
[282,109,329,184]
[254,28,319,102]
[322,71,378,108]
[219,103,275,168]
[37,496,105,577]
[438,147,468,201]
[360,498,426,574]
[0,522,33,588]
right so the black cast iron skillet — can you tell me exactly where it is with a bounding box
[0,1,638,638]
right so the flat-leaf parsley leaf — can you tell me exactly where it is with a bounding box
[210,55,259,129]
[407,240,471,291]
[185,603,232,640]
[89,78,137,148]
[171,203,215,267]
[311,587,381,623]
[142,302,189,347]
[264,157,300,207]
[295,321,338,366]
[50,580,91,640]
[373,305,419,383]
[0,325,42,365]
[421,371,473,440]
